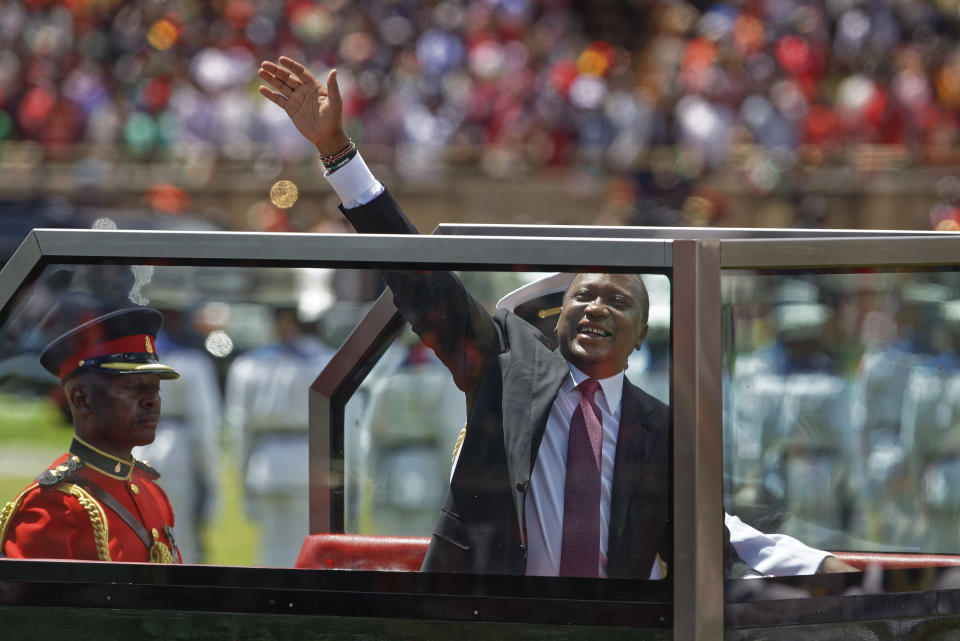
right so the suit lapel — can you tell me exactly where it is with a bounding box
[607,380,661,576]
[501,343,568,490]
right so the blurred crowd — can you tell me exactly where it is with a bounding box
[4,0,960,228]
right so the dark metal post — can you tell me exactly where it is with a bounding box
[672,239,723,641]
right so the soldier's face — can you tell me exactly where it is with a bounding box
[88,374,162,454]
[555,273,648,380]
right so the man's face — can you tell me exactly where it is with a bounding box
[86,374,163,455]
[555,273,649,379]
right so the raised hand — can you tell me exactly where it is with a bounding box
[258,56,350,156]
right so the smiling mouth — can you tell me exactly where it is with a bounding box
[578,326,611,338]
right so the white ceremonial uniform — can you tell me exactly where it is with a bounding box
[225,335,334,567]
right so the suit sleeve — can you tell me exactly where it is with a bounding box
[339,190,503,395]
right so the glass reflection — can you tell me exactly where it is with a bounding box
[0,263,380,567]
[724,269,960,557]
[0,264,672,575]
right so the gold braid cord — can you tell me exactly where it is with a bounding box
[59,483,112,562]
[0,484,39,550]
[451,424,467,465]
[149,529,174,564]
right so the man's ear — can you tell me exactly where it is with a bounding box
[67,384,93,417]
[634,323,649,351]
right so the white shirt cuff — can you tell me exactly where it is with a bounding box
[323,152,384,209]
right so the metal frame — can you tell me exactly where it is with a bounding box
[309,292,405,533]
[2,227,960,639]
[672,240,724,641]
[719,236,960,269]
[17,228,670,268]
[0,228,676,632]
[435,223,950,239]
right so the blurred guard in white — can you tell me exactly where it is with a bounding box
[225,307,335,567]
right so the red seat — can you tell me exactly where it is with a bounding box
[296,534,430,571]
[295,534,960,573]
[830,551,960,571]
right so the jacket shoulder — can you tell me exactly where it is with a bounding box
[35,455,84,487]
[495,308,556,353]
[135,460,161,480]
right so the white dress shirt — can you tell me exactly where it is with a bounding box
[524,364,623,577]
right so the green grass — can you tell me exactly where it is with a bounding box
[0,395,72,510]
[201,456,258,566]
[0,393,73,446]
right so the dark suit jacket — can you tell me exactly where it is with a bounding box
[341,190,671,577]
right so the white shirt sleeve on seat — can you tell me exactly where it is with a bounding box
[726,513,830,576]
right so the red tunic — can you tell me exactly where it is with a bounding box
[1,452,179,563]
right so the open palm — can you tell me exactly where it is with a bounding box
[258,56,348,154]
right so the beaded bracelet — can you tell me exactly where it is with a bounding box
[323,146,358,174]
[319,139,355,167]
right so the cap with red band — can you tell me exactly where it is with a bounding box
[40,307,180,382]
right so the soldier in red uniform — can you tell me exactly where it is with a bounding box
[0,307,182,563]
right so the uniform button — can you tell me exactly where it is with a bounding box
[130,483,139,495]
[516,482,526,493]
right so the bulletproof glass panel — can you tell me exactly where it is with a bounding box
[0,262,381,567]
[723,268,960,574]
[0,230,675,633]
[342,272,672,546]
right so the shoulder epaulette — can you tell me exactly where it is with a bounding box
[135,460,161,480]
[36,456,84,487]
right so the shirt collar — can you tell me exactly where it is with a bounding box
[563,362,624,414]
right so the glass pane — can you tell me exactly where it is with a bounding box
[723,268,960,575]
[343,271,672,544]
[0,262,672,585]
[0,262,381,567]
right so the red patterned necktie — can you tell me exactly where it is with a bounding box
[559,378,603,577]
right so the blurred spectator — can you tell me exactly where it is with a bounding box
[4,0,960,228]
